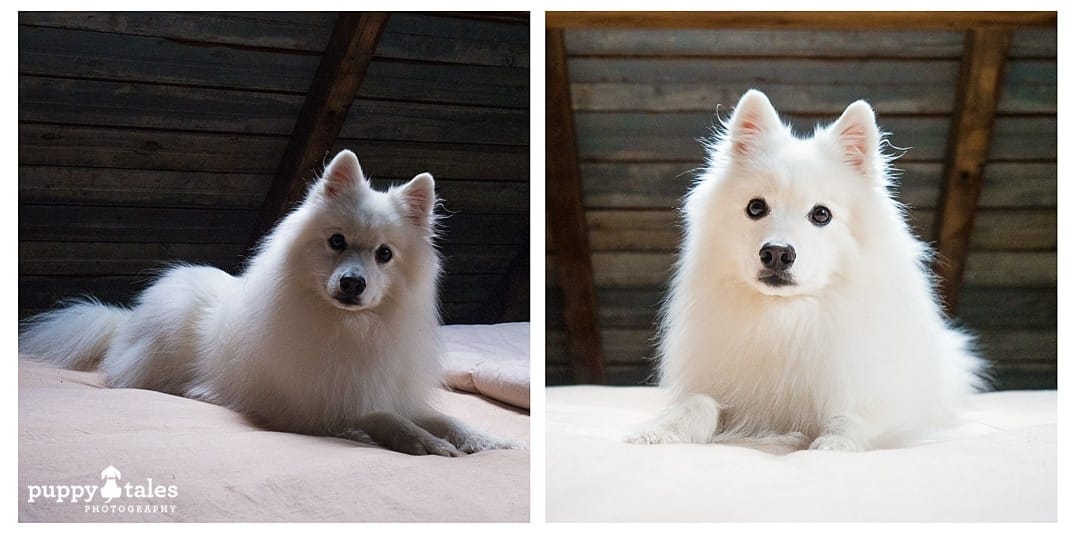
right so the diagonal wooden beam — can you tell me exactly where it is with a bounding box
[933,28,1013,316]
[247,12,389,250]
[546,28,606,384]
[546,11,1056,29]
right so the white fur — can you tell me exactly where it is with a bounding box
[627,90,987,451]
[20,150,521,456]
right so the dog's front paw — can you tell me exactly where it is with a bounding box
[625,428,684,445]
[403,435,464,457]
[451,432,526,454]
[808,434,864,452]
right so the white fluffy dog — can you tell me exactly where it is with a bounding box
[627,90,987,451]
[21,150,520,456]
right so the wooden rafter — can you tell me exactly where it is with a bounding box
[547,28,606,384]
[933,28,1014,315]
[247,12,389,250]
[546,11,1056,29]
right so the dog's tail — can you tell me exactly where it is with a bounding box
[19,299,131,371]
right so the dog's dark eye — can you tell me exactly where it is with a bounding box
[375,245,393,264]
[328,233,347,251]
[810,205,832,226]
[746,198,769,219]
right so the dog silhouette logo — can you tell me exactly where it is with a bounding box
[100,466,122,503]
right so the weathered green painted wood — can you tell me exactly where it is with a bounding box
[19,12,529,67]
[568,58,960,84]
[360,61,528,108]
[571,74,1052,114]
[19,77,527,145]
[18,166,270,209]
[377,13,529,68]
[988,117,1057,160]
[18,26,529,107]
[19,205,256,244]
[564,29,965,57]
[18,11,336,51]
[18,124,526,180]
[18,26,321,92]
[587,251,1056,287]
[19,77,303,133]
[571,82,958,114]
[1009,28,1057,58]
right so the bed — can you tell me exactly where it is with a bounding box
[546,385,1056,522]
[18,323,530,522]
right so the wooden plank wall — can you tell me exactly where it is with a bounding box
[546,27,1056,389]
[19,12,529,325]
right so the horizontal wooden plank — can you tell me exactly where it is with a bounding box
[575,113,950,162]
[19,123,288,173]
[957,286,1057,330]
[18,11,335,51]
[361,60,528,108]
[331,139,529,182]
[339,100,528,146]
[19,77,302,133]
[571,62,1053,114]
[19,166,269,209]
[569,57,959,85]
[19,25,526,108]
[565,28,965,57]
[20,77,527,145]
[19,12,529,68]
[548,11,1057,30]
[572,82,958,114]
[19,241,245,276]
[19,205,256,244]
[963,251,1056,287]
[378,13,529,68]
[987,117,1057,160]
[18,26,321,92]
[19,124,527,180]
[587,251,1056,287]
[1009,28,1058,58]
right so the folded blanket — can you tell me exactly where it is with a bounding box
[440,323,530,410]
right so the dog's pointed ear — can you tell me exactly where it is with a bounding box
[398,172,436,228]
[829,100,880,175]
[319,150,367,198]
[727,89,784,159]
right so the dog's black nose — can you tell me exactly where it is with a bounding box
[339,274,367,297]
[759,243,796,270]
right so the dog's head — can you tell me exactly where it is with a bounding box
[691,90,889,298]
[280,150,440,312]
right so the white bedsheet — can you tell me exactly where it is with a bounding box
[442,323,530,409]
[546,386,1056,522]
